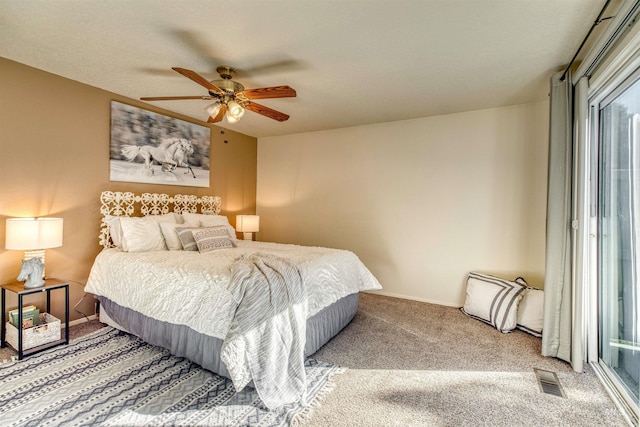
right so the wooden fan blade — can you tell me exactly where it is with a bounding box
[240,86,296,100]
[172,67,224,94]
[141,96,213,101]
[245,102,290,122]
[207,104,227,123]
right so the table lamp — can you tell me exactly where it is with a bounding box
[5,217,64,287]
[236,215,259,241]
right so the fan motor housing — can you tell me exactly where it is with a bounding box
[210,79,244,94]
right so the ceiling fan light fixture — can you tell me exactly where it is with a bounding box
[226,113,240,123]
[227,100,245,120]
[204,101,221,118]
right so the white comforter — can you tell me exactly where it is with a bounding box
[85,240,381,340]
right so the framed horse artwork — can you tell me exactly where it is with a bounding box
[109,101,211,187]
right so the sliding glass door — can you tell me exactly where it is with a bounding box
[597,68,640,417]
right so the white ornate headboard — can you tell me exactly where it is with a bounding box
[99,191,222,248]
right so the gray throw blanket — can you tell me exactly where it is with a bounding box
[221,253,308,409]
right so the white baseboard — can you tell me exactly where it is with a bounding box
[63,315,98,329]
[364,290,461,308]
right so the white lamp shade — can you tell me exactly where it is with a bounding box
[226,113,240,124]
[236,215,260,233]
[227,101,245,121]
[205,101,221,117]
[5,217,64,250]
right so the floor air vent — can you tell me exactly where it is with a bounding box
[534,368,566,398]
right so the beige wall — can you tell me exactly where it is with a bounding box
[257,101,549,306]
[0,58,257,321]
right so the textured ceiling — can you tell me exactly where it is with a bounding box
[0,0,605,138]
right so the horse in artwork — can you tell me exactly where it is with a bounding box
[17,258,45,289]
[121,138,196,178]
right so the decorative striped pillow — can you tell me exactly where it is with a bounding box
[182,212,237,241]
[174,226,201,251]
[461,272,526,333]
[516,287,544,337]
[192,226,237,252]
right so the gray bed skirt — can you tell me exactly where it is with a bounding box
[97,293,359,379]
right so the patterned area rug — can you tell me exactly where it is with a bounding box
[0,327,343,427]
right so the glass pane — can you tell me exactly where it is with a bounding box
[598,75,640,409]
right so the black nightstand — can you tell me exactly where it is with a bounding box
[1,278,69,359]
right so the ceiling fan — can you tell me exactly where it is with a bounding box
[141,66,297,124]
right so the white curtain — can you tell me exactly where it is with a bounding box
[543,72,590,372]
[570,76,590,373]
[542,71,573,364]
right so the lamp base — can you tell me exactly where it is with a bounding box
[23,249,45,262]
[17,257,46,288]
[23,249,46,278]
[242,232,253,241]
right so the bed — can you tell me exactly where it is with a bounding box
[85,191,381,408]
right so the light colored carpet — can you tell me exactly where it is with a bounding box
[308,293,626,426]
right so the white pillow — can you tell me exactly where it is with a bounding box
[182,212,210,226]
[104,215,124,248]
[119,216,167,252]
[148,213,178,224]
[516,287,544,337]
[182,212,237,240]
[192,226,237,253]
[105,213,179,248]
[461,272,526,333]
[159,222,184,251]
